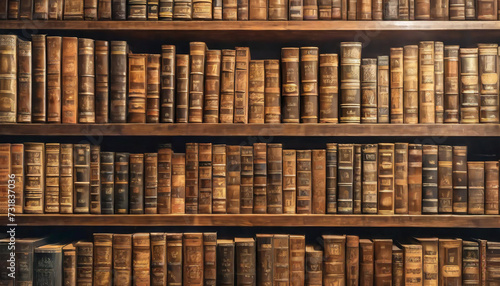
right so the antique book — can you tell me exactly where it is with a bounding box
[478,43,499,123]
[326,143,337,213]
[183,233,204,285]
[95,41,109,123]
[144,153,158,214]
[377,55,390,123]
[189,42,207,123]
[0,238,12,285]
[199,143,213,214]
[394,143,408,214]
[220,49,236,123]
[452,145,467,214]
[60,144,74,214]
[114,152,129,214]
[460,48,479,123]
[356,0,371,18]
[46,36,61,123]
[175,54,189,123]
[465,0,474,18]
[171,153,186,214]
[256,235,273,286]
[234,47,251,123]
[129,154,145,214]
[128,0,147,19]
[430,0,448,19]
[303,0,318,19]
[338,144,354,214]
[477,0,497,19]
[281,47,300,123]
[415,237,438,285]
[289,0,303,19]
[249,0,267,18]
[468,161,485,214]
[158,145,172,214]
[78,38,96,123]
[312,150,326,214]
[203,50,221,123]
[222,0,237,19]
[474,238,487,285]
[167,233,183,286]
[437,145,453,214]
[253,143,267,214]
[93,233,113,286]
[237,0,248,19]
[63,243,77,286]
[64,0,84,18]
[151,233,167,286]
[485,161,499,214]
[399,0,409,18]
[84,0,98,19]
[113,234,132,285]
[439,239,462,285]
[372,0,382,18]
[110,41,128,123]
[323,235,346,285]
[305,245,322,286]
[403,45,419,124]
[212,144,227,214]
[319,54,339,123]
[340,42,362,123]
[128,53,147,123]
[16,39,31,123]
[361,58,377,123]
[318,0,331,19]
[24,143,44,214]
[264,59,281,123]
[203,233,217,286]
[89,145,100,214]
[353,145,362,214]
[249,60,265,123]
[8,0,20,18]
[44,143,60,213]
[435,42,445,123]
[289,235,305,286]
[346,236,360,285]
[462,240,480,285]
[146,54,161,123]
[444,45,460,123]
[347,0,357,19]
[374,239,393,285]
[186,143,200,214]
[419,41,436,123]
[193,0,211,18]
[283,149,297,214]
[227,145,241,214]
[15,239,49,285]
[100,152,114,214]
[160,45,175,123]
[390,48,404,123]
[378,143,395,215]
[268,0,287,19]
[133,233,151,285]
[362,144,378,214]
[99,0,112,18]
[296,150,312,214]
[449,0,465,18]
[235,237,256,285]
[267,143,283,214]
[10,144,23,213]
[74,144,90,213]
[422,145,438,214]
[383,0,398,19]
[240,146,254,214]
[0,144,10,214]
[486,241,500,285]
[360,239,374,286]
[400,244,423,286]
[112,0,126,18]
[32,35,46,122]
[33,0,48,18]
[34,244,64,285]
[332,0,341,18]
[217,239,235,286]
[273,235,290,285]
[392,245,404,286]
[76,241,93,285]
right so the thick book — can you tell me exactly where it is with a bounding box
[415,237,438,286]
[220,49,236,123]
[290,235,305,286]
[234,47,251,123]
[84,0,98,18]
[296,150,312,214]
[360,239,374,286]
[241,146,254,214]
[0,144,10,214]
[217,239,235,286]
[477,0,497,19]
[422,145,438,214]
[203,233,217,286]
[158,145,172,214]
[95,41,109,123]
[377,55,390,123]
[173,0,191,18]
[378,143,395,215]
[346,235,360,285]
[34,244,64,286]
[267,144,283,214]
[362,144,378,214]
[438,145,453,214]
[305,245,322,286]
[44,143,60,213]
[100,152,114,214]
[283,149,297,214]
[319,54,339,123]
[212,145,227,214]
[133,233,150,285]
[394,143,408,214]
[16,39,31,123]
[439,238,462,285]
[74,144,91,213]
[128,53,147,123]
[303,0,318,19]
[160,45,175,123]
[435,42,445,123]
[189,42,207,123]
[151,233,167,286]
[46,36,61,123]
[372,0,383,19]
[113,234,132,285]
[235,237,256,285]
[24,142,44,214]
[253,143,267,214]
[403,45,419,124]
[323,235,346,285]
[110,41,128,123]
[300,47,319,123]
[183,233,204,285]
[444,45,460,123]
[222,0,237,19]
[419,41,436,123]
[338,144,354,214]
[452,145,467,214]
[128,0,147,19]
[353,145,362,214]
[171,153,186,214]
[63,243,77,286]
[249,0,266,18]
[167,233,183,286]
[356,0,372,18]
[478,43,499,123]
[401,244,423,286]
[256,234,273,286]
[89,145,101,214]
[93,233,113,286]
[264,59,281,123]
[249,60,265,123]
[462,240,480,285]
[289,0,303,19]
[281,47,300,123]
[10,144,23,213]
[146,54,161,123]
[192,0,211,18]
[186,143,200,214]
[340,42,362,123]
[268,0,287,19]
[227,145,241,214]
[326,143,337,213]
[148,0,159,18]
[76,241,93,285]
[468,161,485,214]
[16,237,49,285]
[64,0,84,18]
[199,143,213,214]
[32,34,46,123]
[273,235,290,285]
[312,150,326,214]
[78,38,96,123]
[98,0,112,18]
[486,241,500,285]
[390,47,404,123]
[485,161,499,214]
[114,152,129,214]
[145,153,158,214]
[175,54,189,123]
[60,144,74,213]
[460,48,479,123]
[204,50,221,123]
[129,154,145,214]
[361,58,377,123]
[374,239,393,285]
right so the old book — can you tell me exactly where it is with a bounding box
[346,236,360,285]
[477,0,497,19]
[203,50,221,123]
[175,54,189,123]
[213,145,227,214]
[100,152,114,214]
[249,60,265,123]
[435,42,445,123]
[360,239,374,286]
[128,53,147,123]
[46,36,61,123]
[34,244,64,286]
[415,237,438,286]
[99,0,112,18]
[374,239,393,286]
[128,0,147,19]
[199,143,213,214]
[60,144,74,214]
[78,38,96,123]
[430,0,448,19]
[114,152,129,214]
[183,233,204,285]
[234,47,251,123]
[0,144,10,214]
[16,39,31,123]
[90,145,101,214]
[235,238,256,285]
[192,0,211,18]
[14,236,48,283]
[377,55,390,123]
[378,143,395,215]
[382,0,397,18]
[173,0,191,18]
[220,49,236,123]
[289,235,305,286]
[338,144,354,214]
[0,238,12,285]
[273,235,290,285]
[281,47,300,123]
[361,58,377,123]
[110,41,128,123]
[241,146,254,214]
[356,0,372,18]
[223,0,237,19]
[217,239,235,286]
[323,235,346,285]
[146,54,161,123]
[444,45,460,123]
[296,150,312,214]
[394,143,408,214]
[189,42,207,123]
[129,154,144,214]
[452,145,467,214]
[268,0,287,18]
[392,245,403,286]
[353,145,362,214]
[347,0,357,19]
[171,153,186,214]
[74,144,90,214]
[95,41,109,123]
[44,143,60,213]
[186,143,200,214]
[474,238,487,285]
[422,145,438,214]
[340,42,362,123]
[256,235,273,286]
[468,161,485,214]
[93,233,112,286]
[151,233,167,286]
[319,54,338,123]
[167,233,183,286]
[372,0,382,18]
[76,241,93,285]
[267,143,283,214]
[84,0,98,18]
[33,0,48,18]
[19,0,33,18]
[460,48,480,123]
[305,245,322,286]
[439,239,462,285]
[133,233,150,285]
[10,144,23,213]
[160,45,175,123]
[437,145,453,214]
[113,234,132,285]
[289,0,303,19]
[419,41,436,123]
[486,241,500,285]
[478,43,499,123]
[399,0,409,18]
[203,233,217,286]
[400,244,423,286]
[303,0,318,19]
[312,150,326,214]
[32,34,46,123]
[249,0,266,18]
[465,0,474,18]
[23,143,44,214]
[390,48,404,123]
[463,240,480,285]
[8,0,19,18]
[144,153,158,214]
[326,143,337,213]
[282,149,297,214]
[264,59,281,123]
[485,161,499,214]
[158,145,172,214]
[331,0,341,18]
[227,145,241,214]
[63,243,77,286]
[449,0,465,18]
[253,143,267,214]
[64,0,84,18]
[237,0,248,19]
[362,144,378,214]
[403,45,419,124]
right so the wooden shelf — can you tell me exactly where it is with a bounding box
[14,214,500,228]
[0,123,499,136]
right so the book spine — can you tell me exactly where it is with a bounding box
[340,42,362,123]
[273,235,290,285]
[240,146,254,214]
[171,153,186,214]
[290,235,306,286]
[114,152,129,214]
[312,150,326,214]
[418,239,439,285]
[113,234,132,285]
[222,0,237,19]
[402,245,423,286]
[463,241,480,285]
[8,0,19,18]
[44,143,60,213]
[332,0,341,18]
[203,50,221,123]
[361,58,377,123]
[478,43,499,123]
[415,0,430,17]
[63,244,77,286]
[95,41,109,123]
[485,161,499,214]
[438,145,453,213]
[100,151,114,214]
[167,234,183,286]
[478,239,486,285]
[422,145,438,214]
[33,0,48,18]
[93,233,113,286]
[372,0,382,18]
[64,0,84,19]
[23,143,44,214]
[430,0,448,19]
[486,242,500,285]
[468,161,485,214]
[220,49,236,123]
[90,145,101,214]
[452,145,467,214]
[253,143,267,214]
[111,0,126,18]
[346,236,360,285]
[305,246,322,286]
[403,45,419,124]
[408,144,422,215]
[353,144,362,214]
[199,143,213,214]
[377,55,390,123]
[296,150,312,214]
[348,0,357,19]
[160,45,176,123]
[46,36,61,123]
[109,41,128,123]
[394,143,408,214]
[319,54,339,123]
[338,144,354,214]
[60,144,74,214]
[326,143,337,213]
[300,47,319,123]
[268,0,287,19]
[158,145,172,214]
[256,235,273,286]
[0,144,10,214]
[145,153,158,214]
[281,47,300,123]
[10,144,23,214]
[78,38,96,123]
[460,47,480,123]
[360,240,374,286]
[189,42,207,123]
[356,0,372,18]
[98,0,112,18]
[203,233,217,286]
[32,35,46,122]
[193,0,211,18]
[186,143,200,214]
[234,47,251,123]
[435,42,445,123]
[382,0,397,18]
[264,59,281,123]
[362,144,378,214]
[129,154,145,214]
[465,0,474,18]
[249,0,267,19]
[74,144,91,213]
[183,233,204,286]
[289,0,303,19]
[267,143,283,214]
[323,235,346,285]
[439,239,462,285]
[399,0,409,18]
[374,239,393,285]
[444,45,460,123]
[392,246,404,286]
[127,53,147,123]
[175,54,190,123]
[16,39,31,123]
[303,0,318,19]
[235,238,256,285]
[146,54,161,123]
[173,0,191,18]
[213,144,227,214]
[128,0,147,19]
[84,0,98,18]
[449,0,465,18]
[226,145,241,214]
[249,60,265,123]
[378,143,395,215]
[282,149,296,214]
[151,233,167,286]
[390,47,404,123]
[19,0,33,18]
[419,41,436,123]
[237,0,248,19]
[132,233,151,285]
[477,0,497,19]
[76,242,93,285]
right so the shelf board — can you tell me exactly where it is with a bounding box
[0,123,499,136]
[14,214,500,228]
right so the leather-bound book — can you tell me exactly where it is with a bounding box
[148,0,159,18]
[267,143,283,214]
[95,41,109,123]
[186,143,200,214]
[217,239,235,286]
[203,50,221,123]
[223,0,237,19]
[296,150,312,214]
[273,235,290,285]
[300,47,319,122]
[241,146,254,214]
[129,0,147,18]
[114,152,130,214]
[486,241,500,284]
[268,0,287,18]
[281,47,300,123]
[430,0,448,19]
[34,244,64,285]
[0,144,10,214]
[256,235,273,286]
[346,236,360,285]
[62,243,77,286]
[348,0,357,19]
[129,154,144,214]
[203,233,217,286]
[145,153,158,214]
[76,241,93,285]
[15,238,45,286]
[434,42,445,123]
[146,54,161,123]
[151,233,167,286]
[389,48,403,123]
[319,54,338,123]
[234,47,251,123]
[0,238,12,285]
[468,161,485,214]
[289,0,303,19]
[64,0,84,18]
[465,0,474,18]
[193,0,211,18]
[305,245,322,286]
[323,235,346,285]
[78,38,96,123]
[340,42,362,123]
[485,161,499,214]
[444,45,460,123]
[189,42,207,123]
[167,233,183,286]
[235,238,256,285]
[374,239,393,286]
[99,0,112,18]
[462,240,480,285]
[331,0,341,18]
[8,0,19,18]
[399,0,409,18]
[377,55,390,123]
[449,0,464,18]
[353,145,362,214]
[213,144,227,214]
[84,0,97,18]
[477,0,497,18]
[473,238,486,285]
[392,245,403,286]
[478,44,499,123]
[19,0,33,18]
[158,145,172,214]
[312,150,326,214]
[183,233,204,285]
[128,53,147,123]
[160,45,176,123]
[44,143,60,213]
[249,60,265,123]
[452,146,467,214]
[403,45,418,124]
[16,39,31,123]
[356,0,372,18]
[109,41,128,123]
[171,153,186,214]
[289,235,305,286]
[23,143,45,214]
[175,54,189,123]
[60,144,74,214]
[439,239,462,285]
[437,145,452,214]
[338,144,354,214]
[394,143,408,214]
[459,48,479,123]
[264,59,281,123]
[113,234,132,285]
[422,145,438,214]
[10,144,23,213]
[382,0,397,18]
[32,35,46,123]
[400,244,423,286]
[361,58,377,123]
[303,0,318,19]
[199,143,213,214]
[326,143,337,213]
[237,0,249,19]
[93,233,113,286]
[220,49,236,123]
[253,143,267,214]
[408,144,423,215]
[419,41,436,123]
[372,0,382,18]
[227,145,241,214]
[360,239,374,286]
[362,144,378,214]
[100,152,114,214]
[378,143,395,215]
[90,145,101,214]
[46,36,62,123]
[74,144,91,214]
[249,0,266,18]
[33,0,48,18]
[282,149,296,214]
[133,233,151,285]
[415,237,438,285]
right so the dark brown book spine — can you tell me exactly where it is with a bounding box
[408,144,423,215]
[249,60,265,123]
[430,0,448,19]
[305,245,322,286]
[0,144,11,214]
[340,42,362,123]
[403,45,419,124]
[319,54,339,123]
[16,39,31,123]
[392,245,404,286]
[33,0,48,18]
[256,235,273,286]
[90,145,100,214]
[338,144,354,214]
[323,235,346,285]
[213,144,227,214]
[183,233,204,286]
[378,143,395,215]
[78,38,95,123]
[148,0,159,18]
[476,239,486,285]
[189,42,207,123]
[463,241,480,285]
[312,150,326,214]
[477,0,497,18]
[468,161,485,215]
[452,145,467,214]
[346,236,360,285]
[296,150,312,214]
[63,244,77,286]
[204,233,217,286]
[422,145,438,214]
[74,144,90,214]
[326,143,337,214]
[268,0,287,18]
[234,46,251,123]
[46,36,61,123]
[390,48,404,123]
[374,239,393,286]
[361,58,377,123]
[353,144,362,214]
[289,0,303,19]
[382,0,397,19]
[217,239,235,286]
[267,143,283,214]
[281,47,300,123]
[23,143,44,214]
[175,54,190,123]
[171,153,186,214]
[133,233,151,285]
[167,234,183,286]
[99,0,112,18]
[220,49,236,123]
[401,244,423,286]
[186,143,200,214]
[158,145,172,214]
[486,241,500,285]
[439,239,462,286]
[300,47,319,123]
[226,145,241,214]
[93,233,112,286]
[273,235,290,285]
[223,0,237,19]
[32,35,46,123]
[76,242,93,285]
[235,238,256,285]
[394,143,408,214]
[84,0,97,18]
[64,0,84,18]
[237,0,248,19]
[100,151,114,214]
[377,55,390,123]
[290,235,305,286]
[129,154,145,214]
[110,41,128,123]
[362,144,378,214]
[129,0,147,19]
[114,152,129,214]
[264,59,281,123]
[249,0,266,18]
[399,0,409,18]
[444,45,460,123]
[360,239,374,286]
[199,143,213,214]
[478,43,499,123]
[128,53,147,123]
[95,41,109,123]
[303,0,318,19]
[356,0,372,18]
[449,0,464,18]
[10,144,23,214]
[419,41,436,123]
[151,233,167,286]
[372,0,382,18]
[44,143,60,214]
[160,45,176,123]
[203,50,221,123]
[465,0,474,18]
[19,0,33,18]
[146,54,161,123]
[460,48,479,124]
[240,146,254,214]
[113,234,132,285]
[438,145,453,214]
[485,161,499,214]
[435,42,445,123]
[253,143,267,214]
[60,144,74,214]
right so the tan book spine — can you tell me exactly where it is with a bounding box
[167,234,183,286]
[326,143,337,214]
[374,239,393,285]
[89,145,101,214]
[128,53,147,123]
[203,50,221,123]
[361,58,377,123]
[237,0,249,19]
[175,54,189,123]
[249,0,267,18]
[220,49,236,123]
[360,239,374,286]
[267,143,283,214]
[283,149,297,214]
[268,0,287,19]
[44,143,60,213]
[222,0,237,19]
[438,145,453,214]
[289,0,303,19]
[132,233,150,285]
[199,143,213,214]
[378,143,395,215]
[478,43,499,123]
[146,54,161,123]
[32,34,46,123]
[240,146,254,214]
[394,143,408,214]
[60,144,73,214]
[415,238,438,285]
[303,0,318,19]
[0,144,10,214]
[151,233,167,286]
[109,41,128,123]
[408,144,422,215]
[401,244,423,286]
[183,233,204,286]
[78,38,95,123]
[419,41,436,123]
[465,0,474,18]
[113,234,132,285]
[340,42,362,123]
[212,144,227,214]
[160,45,175,123]
[297,150,312,214]
[377,55,390,123]
[485,161,499,214]
[362,144,378,214]
[319,54,339,123]
[312,149,326,214]
[439,239,462,286]
[323,235,346,285]
[444,45,460,123]
[249,60,265,123]
[253,143,267,214]
[192,0,211,18]
[281,47,300,123]
[11,144,23,214]
[129,153,145,214]
[76,241,93,285]
[477,0,497,19]
[356,0,372,18]
[332,0,342,18]
[95,41,109,123]
[46,36,62,123]
[449,0,465,18]
[144,153,158,214]
[403,45,419,124]
[158,145,172,214]
[460,48,480,123]
[435,42,445,123]
[353,144,362,214]
[24,143,44,214]
[234,46,251,123]
[264,59,281,123]
[16,39,31,123]
[390,47,404,123]
[186,143,199,214]
[226,145,241,214]
[318,0,332,19]
[372,0,382,18]
[273,234,290,285]
[452,145,467,214]
[346,235,360,285]
[338,144,354,214]
[93,233,112,286]
[300,47,319,123]
[290,235,305,286]
[468,161,485,215]
[171,153,186,214]
[422,145,438,214]
[189,42,207,123]
[203,232,217,286]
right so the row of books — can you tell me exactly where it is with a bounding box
[1,141,498,215]
[1,35,500,125]
[1,233,498,285]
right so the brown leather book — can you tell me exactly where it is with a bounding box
[16,39,31,123]
[175,54,189,123]
[110,41,128,123]
[217,239,235,286]
[113,234,132,285]
[84,0,97,18]
[63,243,77,286]
[415,237,438,285]
[100,152,114,214]
[186,143,199,214]
[234,47,251,123]
[419,41,436,123]
[46,36,62,123]
[7,0,18,18]
[486,241,500,285]
[449,0,465,19]
[204,50,221,123]
[377,55,390,123]
[264,59,281,123]
[78,38,96,123]
[281,47,300,123]
[460,48,479,123]
[158,144,172,214]
[389,48,404,123]
[268,0,287,18]
[300,47,319,123]
[340,42,362,123]
[89,145,100,214]
[99,0,112,18]
[146,54,161,123]
[444,45,460,123]
[422,145,438,214]
[478,43,499,123]
[312,150,326,214]
[75,241,93,285]
[323,235,345,285]
[129,153,145,214]
[437,145,452,214]
[360,239,374,286]
[347,0,357,19]
[45,143,60,213]
[383,0,397,19]
[32,35,47,123]
[10,144,23,214]
[289,0,303,19]
[394,143,408,214]
[346,236,360,285]
[212,144,227,214]
[204,233,217,286]
[183,233,204,286]
[452,145,467,214]
[356,0,372,18]
[227,145,241,214]
[235,237,256,285]
[361,58,377,123]
[338,144,354,214]
[240,146,254,214]
[372,0,382,18]
[199,143,213,214]
[167,233,183,286]
[93,233,112,286]
[171,153,186,214]
[249,0,266,18]
[253,143,267,214]
[24,143,45,214]
[267,143,283,214]
[151,233,167,285]
[19,0,33,18]
[95,41,109,123]
[144,153,158,214]
[403,45,419,124]
[465,0,474,18]
[132,233,150,285]
[129,0,147,19]
[430,0,448,19]
[399,0,409,18]
[283,149,297,214]
[222,0,237,19]
[296,150,312,214]
[473,238,486,285]
[378,143,395,215]
[114,152,129,214]
[439,238,462,285]
[331,0,341,18]
[392,245,403,286]
[60,144,74,214]
[160,45,175,123]
[477,0,497,19]
[462,240,480,285]
[319,54,338,123]
[220,49,236,123]
[353,144,362,214]
[249,60,265,123]
[434,42,445,123]
[237,0,248,19]
[33,0,48,18]
[305,245,322,286]
[189,42,207,123]
[64,0,84,18]
[273,235,290,285]
[485,161,499,214]
[289,235,305,286]
[192,0,211,18]
[0,144,10,214]
[400,244,423,286]
[468,161,485,214]
[303,0,318,19]
[128,53,147,123]
[362,144,378,214]
[374,239,393,286]
[326,143,337,213]
[74,144,90,214]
